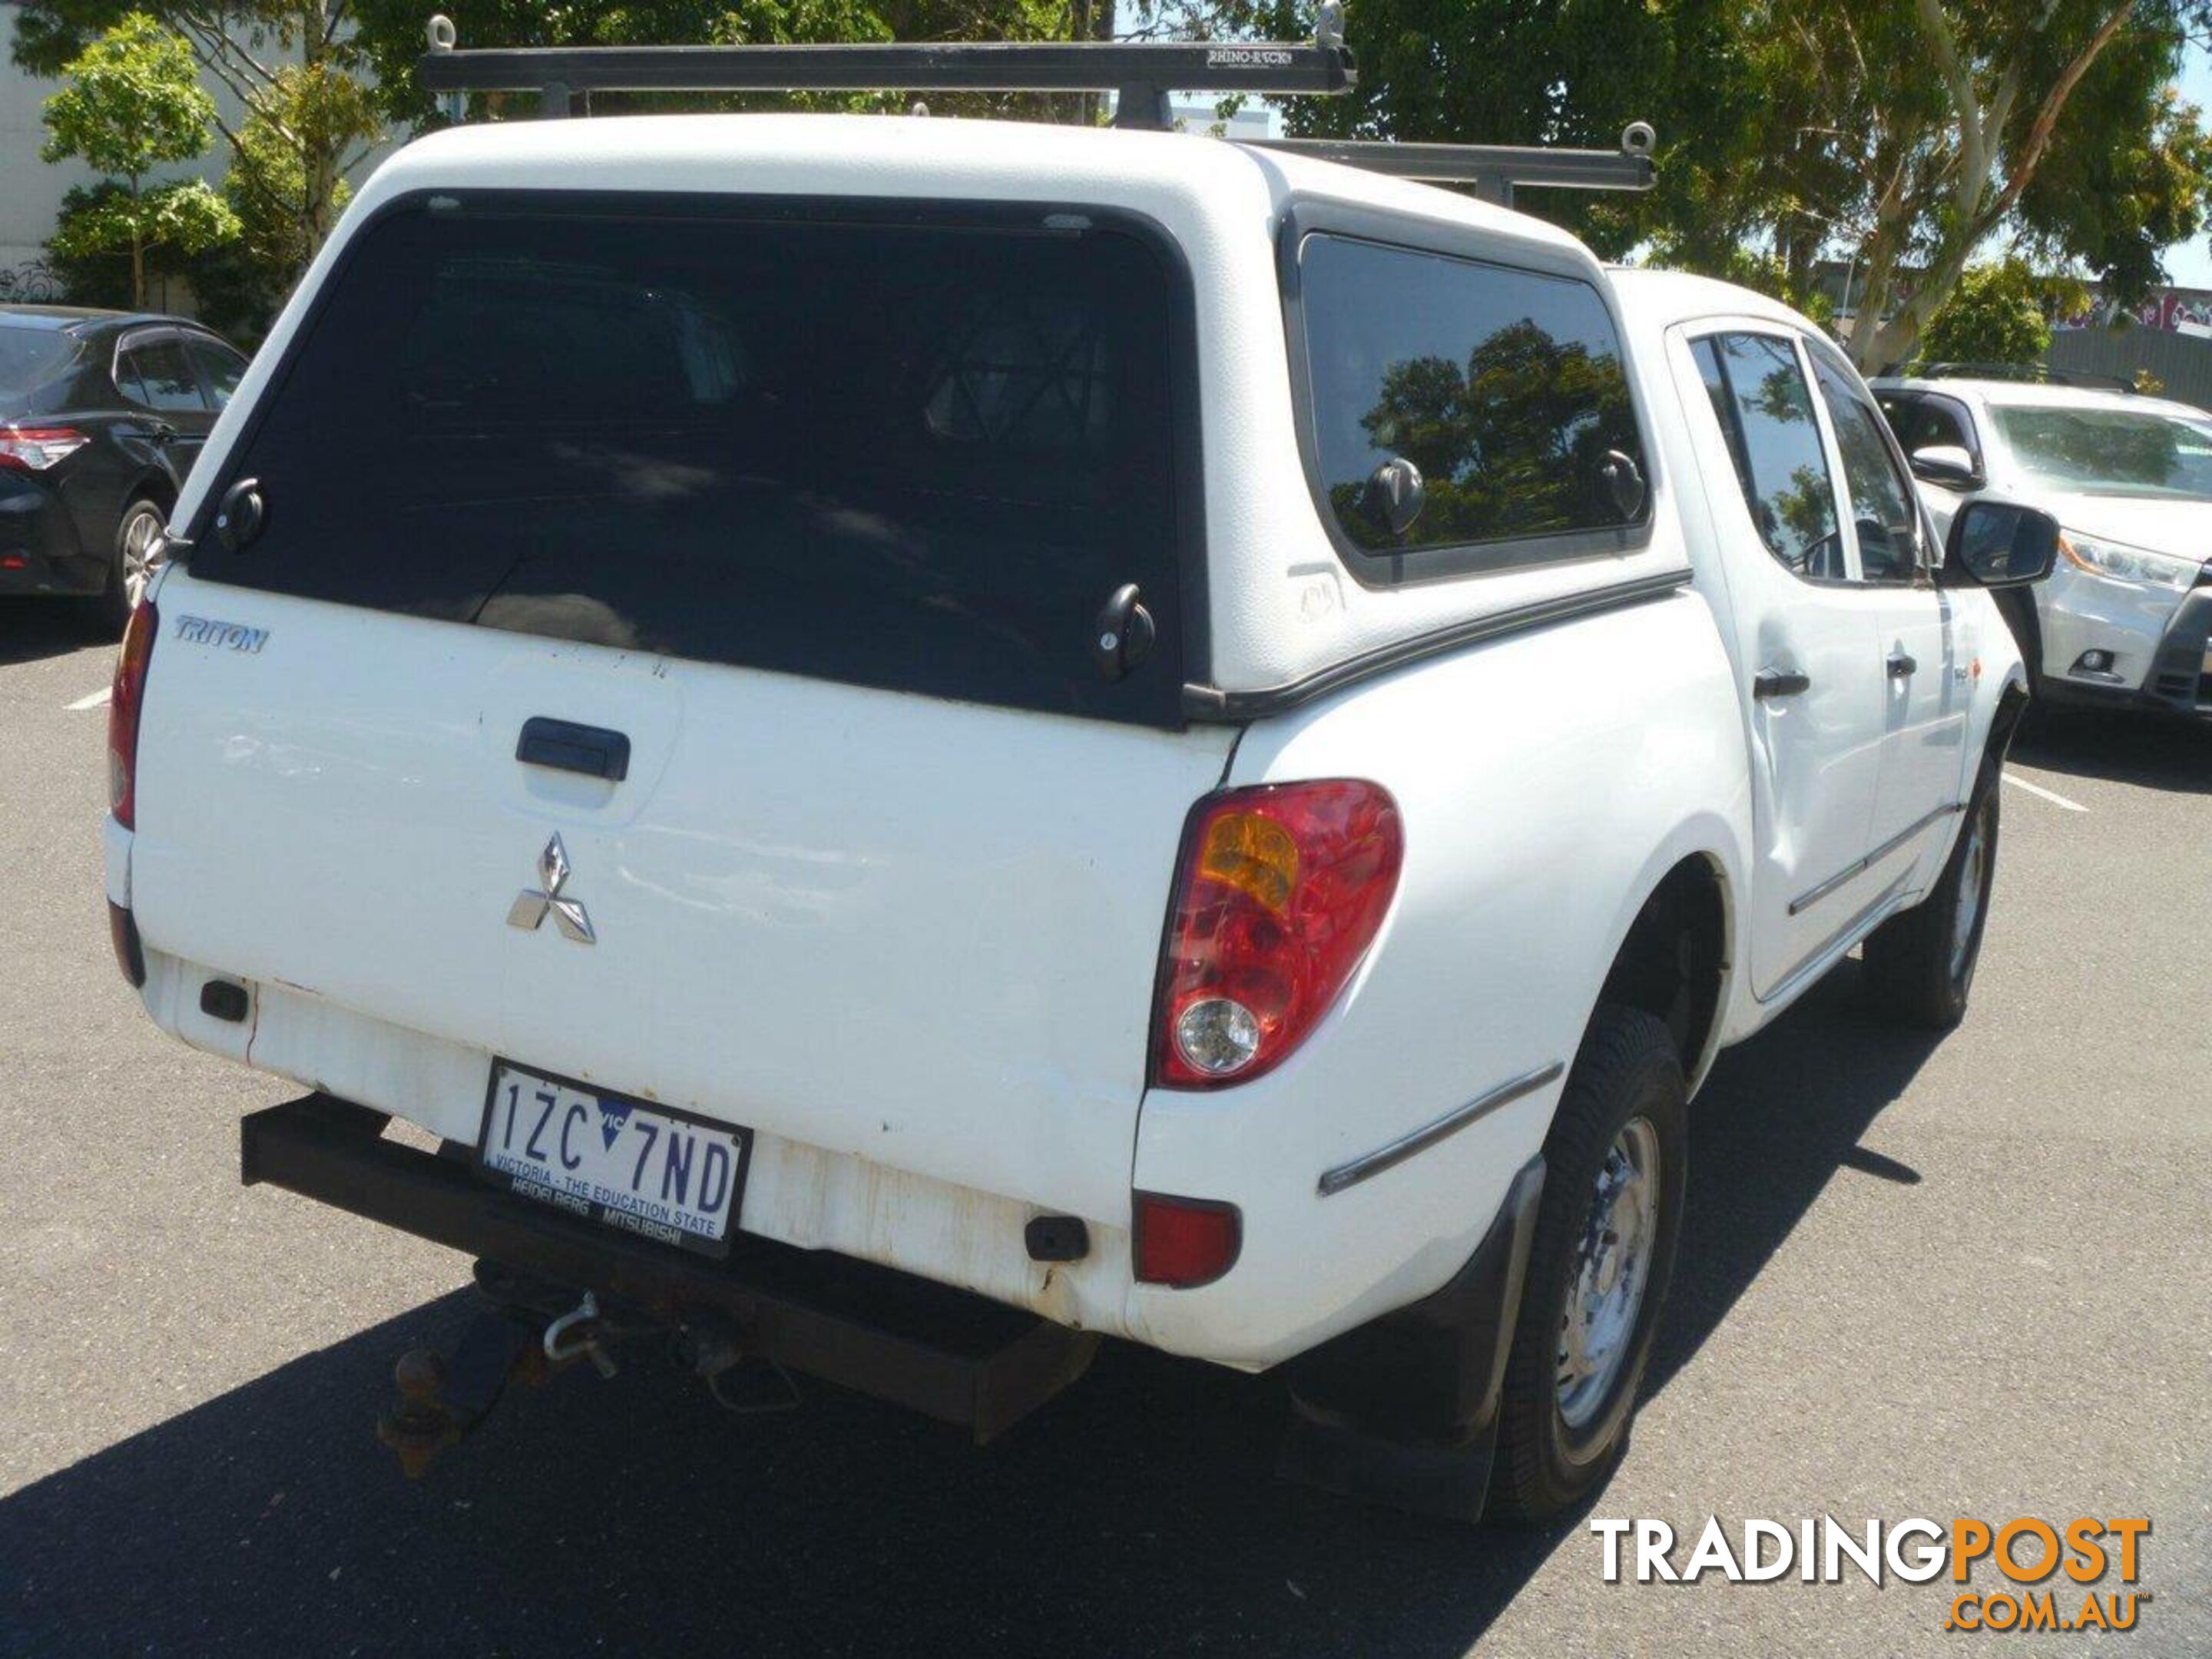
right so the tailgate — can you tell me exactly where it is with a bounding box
[132,574,1231,1220]
[128,187,1226,1224]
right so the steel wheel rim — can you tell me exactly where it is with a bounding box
[1949,805,1988,982]
[1557,1115,1661,1430]
[121,510,164,608]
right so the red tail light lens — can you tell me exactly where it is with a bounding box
[1151,779,1402,1088]
[0,425,91,471]
[1134,1193,1241,1288]
[109,599,157,829]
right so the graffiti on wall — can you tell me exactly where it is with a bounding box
[2056,288,2212,337]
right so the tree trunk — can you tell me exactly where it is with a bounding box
[301,1,339,256]
[127,173,144,309]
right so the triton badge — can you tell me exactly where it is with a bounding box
[507,833,595,944]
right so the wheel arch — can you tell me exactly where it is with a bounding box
[126,472,178,515]
[1592,839,1738,1094]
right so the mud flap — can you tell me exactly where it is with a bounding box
[1274,1156,1545,1522]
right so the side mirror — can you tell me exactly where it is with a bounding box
[1940,499,2058,589]
[1908,444,1979,488]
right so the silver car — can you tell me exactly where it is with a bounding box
[1875,372,2210,717]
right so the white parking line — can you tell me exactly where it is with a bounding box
[2002,770,2088,813]
[65,687,111,711]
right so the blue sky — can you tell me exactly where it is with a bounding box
[2164,45,2212,287]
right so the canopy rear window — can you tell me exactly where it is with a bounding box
[187,194,1194,727]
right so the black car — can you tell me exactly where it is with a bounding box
[0,305,250,629]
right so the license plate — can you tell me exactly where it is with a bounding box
[477,1061,750,1257]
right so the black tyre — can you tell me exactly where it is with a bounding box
[98,498,167,633]
[1859,778,1998,1031]
[1489,1005,1686,1523]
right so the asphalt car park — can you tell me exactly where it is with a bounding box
[2,600,2207,1657]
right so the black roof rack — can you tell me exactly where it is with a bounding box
[415,7,1657,204]
[1240,127,1655,206]
[419,6,1355,128]
[1916,361,2135,395]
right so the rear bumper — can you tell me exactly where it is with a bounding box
[0,474,98,594]
[241,1092,1098,1441]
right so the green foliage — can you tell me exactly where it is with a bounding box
[39,14,236,305]
[1915,261,2055,365]
[49,174,236,259]
[38,11,214,180]
[43,182,152,306]
[226,63,374,267]
[349,0,1084,128]
[1151,0,2212,369]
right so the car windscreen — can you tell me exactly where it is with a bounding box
[1990,404,2212,501]
[186,194,1194,727]
[0,323,78,402]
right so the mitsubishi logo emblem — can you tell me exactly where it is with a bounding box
[507,833,595,945]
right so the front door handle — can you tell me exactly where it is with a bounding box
[1887,652,1919,679]
[1753,669,1812,700]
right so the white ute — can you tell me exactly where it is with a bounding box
[102,28,2058,1521]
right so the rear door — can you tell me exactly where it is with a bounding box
[114,329,217,475]
[131,192,1225,1223]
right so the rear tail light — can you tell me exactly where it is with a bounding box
[1134,1193,1241,1288]
[0,426,91,471]
[1151,779,1402,1088]
[109,599,156,829]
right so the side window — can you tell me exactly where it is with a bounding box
[185,336,247,409]
[1297,233,1648,570]
[1810,353,1922,582]
[1690,333,1843,580]
[118,338,210,412]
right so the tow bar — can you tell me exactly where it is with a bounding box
[247,1091,1099,1474]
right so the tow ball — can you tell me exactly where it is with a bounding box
[376,1267,634,1479]
[373,1268,796,1477]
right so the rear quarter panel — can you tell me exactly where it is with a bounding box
[1127,588,1752,1367]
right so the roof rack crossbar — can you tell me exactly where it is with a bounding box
[1240,131,1655,205]
[419,8,1355,128]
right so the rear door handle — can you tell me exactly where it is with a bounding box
[516,717,631,782]
[1887,652,1918,679]
[1753,669,1811,700]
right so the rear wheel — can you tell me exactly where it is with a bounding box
[1860,780,1998,1030]
[1489,1005,1685,1523]
[99,498,167,632]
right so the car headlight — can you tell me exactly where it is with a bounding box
[2058,530,2202,591]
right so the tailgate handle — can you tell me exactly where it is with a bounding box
[516,717,631,782]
